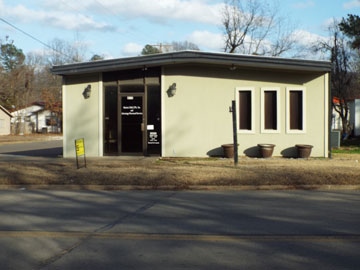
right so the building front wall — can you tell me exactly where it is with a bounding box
[162,65,329,157]
[63,74,101,157]
[62,64,329,158]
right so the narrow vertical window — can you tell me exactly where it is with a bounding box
[239,91,251,130]
[261,88,280,133]
[236,88,255,133]
[287,88,306,133]
[290,91,303,130]
[265,91,277,129]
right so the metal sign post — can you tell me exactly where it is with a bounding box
[75,138,86,169]
[231,100,238,166]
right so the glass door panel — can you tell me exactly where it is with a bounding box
[121,95,143,153]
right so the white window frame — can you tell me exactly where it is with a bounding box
[235,87,255,133]
[261,87,281,133]
[286,87,306,134]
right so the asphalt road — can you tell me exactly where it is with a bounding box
[0,190,359,269]
[0,140,62,157]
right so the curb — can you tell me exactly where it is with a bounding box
[1,184,360,191]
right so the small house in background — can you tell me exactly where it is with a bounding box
[332,97,360,138]
[52,51,331,158]
[11,102,61,134]
[0,105,12,135]
[349,98,360,137]
[331,97,344,132]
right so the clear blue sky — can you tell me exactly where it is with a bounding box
[0,0,359,61]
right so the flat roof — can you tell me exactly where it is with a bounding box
[51,50,331,76]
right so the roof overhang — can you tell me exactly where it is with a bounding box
[51,51,331,76]
[0,105,12,117]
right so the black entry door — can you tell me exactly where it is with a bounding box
[121,95,143,153]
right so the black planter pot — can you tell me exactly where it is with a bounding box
[295,144,313,158]
[222,144,237,158]
[258,144,275,158]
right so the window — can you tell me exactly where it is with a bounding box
[261,88,280,133]
[286,87,306,133]
[236,87,255,133]
[46,115,57,126]
[46,116,51,126]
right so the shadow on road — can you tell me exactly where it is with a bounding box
[0,140,63,158]
[2,147,63,158]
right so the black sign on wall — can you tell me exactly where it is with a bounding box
[148,131,159,145]
[147,85,161,155]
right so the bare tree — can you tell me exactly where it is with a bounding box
[46,38,87,66]
[171,41,200,51]
[222,0,297,56]
[24,43,67,133]
[142,41,200,54]
[39,37,87,132]
[314,20,359,136]
[268,16,298,57]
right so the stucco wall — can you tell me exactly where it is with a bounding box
[162,65,329,157]
[61,64,329,158]
[63,74,101,157]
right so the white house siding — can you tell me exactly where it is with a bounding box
[62,74,101,158]
[162,65,329,157]
[0,107,11,135]
[349,99,360,136]
[355,99,360,136]
[11,105,58,134]
[332,107,343,131]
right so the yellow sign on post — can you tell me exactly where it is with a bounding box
[75,138,85,156]
[75,138,86,169]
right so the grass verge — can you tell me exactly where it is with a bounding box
[1,155,360,189]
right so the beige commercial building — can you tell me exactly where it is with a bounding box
[52,51,331,158]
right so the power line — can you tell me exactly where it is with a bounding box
[0,2,165,60]
[0,17,71,59]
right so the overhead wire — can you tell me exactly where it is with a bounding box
[1,0,165,59]
[0,17,73,60]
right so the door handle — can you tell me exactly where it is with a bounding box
[141,123,144,131]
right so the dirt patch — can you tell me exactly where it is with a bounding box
[1,134,360,189]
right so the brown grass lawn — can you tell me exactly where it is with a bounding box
[0,134,360,190]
